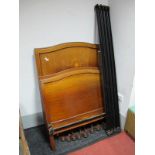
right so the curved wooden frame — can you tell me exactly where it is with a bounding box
[35,42,105,150]
[35,42,99,77]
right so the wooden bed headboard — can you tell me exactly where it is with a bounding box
[35,42,105,150]
[35,42,99,77]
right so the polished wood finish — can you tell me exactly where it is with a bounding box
[35,42,99,77]
[49,136,56,150]
[41,67,104,128]
[19,112,30,155]
[125,109,135,139]
[35,42,105,150]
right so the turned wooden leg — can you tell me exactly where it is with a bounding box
[49,135,56,151]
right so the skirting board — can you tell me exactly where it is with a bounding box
[22,112,126,130]
[22,112,44,129]
[120,113,126,129]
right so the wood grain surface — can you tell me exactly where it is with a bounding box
[35,42,105,150]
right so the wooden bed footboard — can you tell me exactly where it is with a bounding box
[35,42,105,150]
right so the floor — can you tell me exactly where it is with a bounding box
[25,124,108,155]
[24,125,134,155]
[69,132,135,155]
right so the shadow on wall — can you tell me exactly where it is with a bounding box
[93,9,99,44]
[21,56,45,129]
[32,55,45,125]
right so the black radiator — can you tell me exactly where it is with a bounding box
[95,4,121,134]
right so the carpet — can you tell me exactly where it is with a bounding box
[69,132,135,155]
[25,124,111,155]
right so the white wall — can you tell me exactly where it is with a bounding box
[20,0,134,129]
[109,0,135,119]
[19,0,109,118]
[129,76,135,107]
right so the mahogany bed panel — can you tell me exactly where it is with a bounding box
[35,42,105,150]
